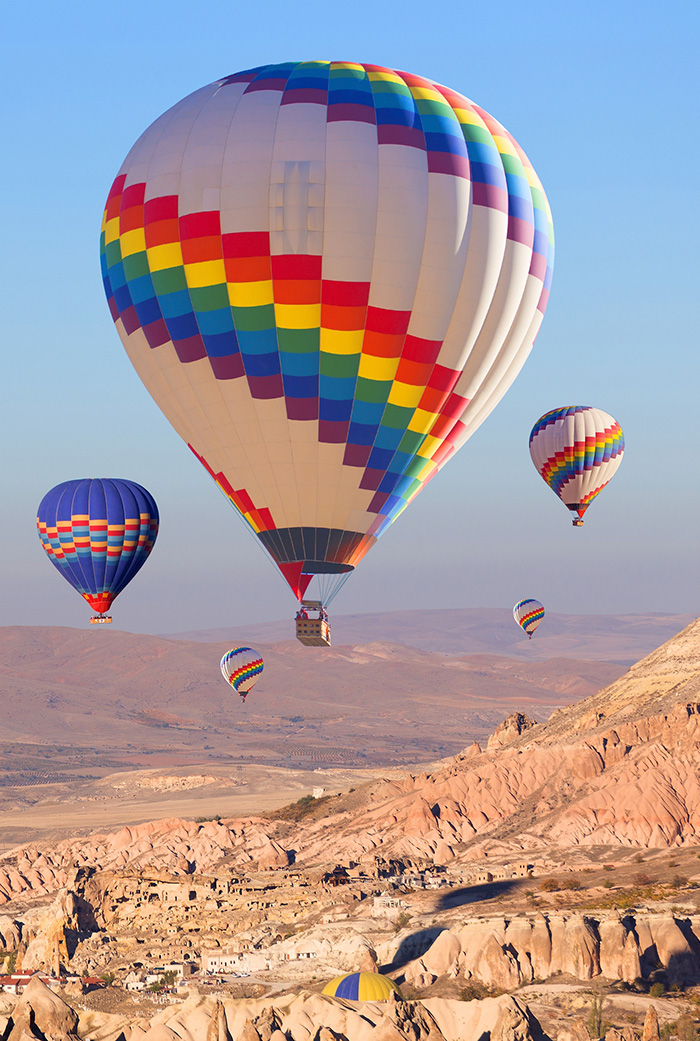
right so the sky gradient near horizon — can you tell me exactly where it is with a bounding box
[3,0,699,633]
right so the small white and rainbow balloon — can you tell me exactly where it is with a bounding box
[513,599,544,639]
[220,646,264,701]
[529,406,624,526]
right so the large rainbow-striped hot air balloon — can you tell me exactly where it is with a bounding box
[37,479,159,622]
[529,407,624,526]
[101,61,554,608]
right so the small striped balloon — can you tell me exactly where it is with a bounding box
[220,647,264,700]
[513,599,545,639]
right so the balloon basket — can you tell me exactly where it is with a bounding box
[572,519,584,527]
[296,602,331,646]
[90,615,113,624]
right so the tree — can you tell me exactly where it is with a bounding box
[587,995,604,1039]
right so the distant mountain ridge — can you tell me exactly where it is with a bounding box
[1,616,699,899]
[0,626,622,770]
[162,608,694,664]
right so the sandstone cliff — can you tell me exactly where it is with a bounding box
[401,909,700,989]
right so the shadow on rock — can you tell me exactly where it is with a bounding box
[383,926,446,971]
[436,879,519,911]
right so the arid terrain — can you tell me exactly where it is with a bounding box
[0,617,635,844]
[0,617,699,1038]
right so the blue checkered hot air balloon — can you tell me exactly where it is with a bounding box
[37,478,158,623]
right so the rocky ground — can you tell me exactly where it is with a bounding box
[0,619,700,1038]
[1,974,699,1041]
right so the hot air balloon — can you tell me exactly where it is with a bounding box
[322,972,402,1001]
[513,598,544,639]
[220,646,263,701]
[101,61,554,617]
[37,479,158,623]
[529,407,624,526]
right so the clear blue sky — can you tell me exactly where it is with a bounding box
[3,0,699,633]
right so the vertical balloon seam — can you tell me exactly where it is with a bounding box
[277,65,321,538]
[322,62,372,539]
[357,67,430,519]
[455,121,552,441]
[112,481,140,594]
[244,68,290,523]
[351,71,467,538]
[94,479,110,599]
[449,111,535,432]
[365,63,435,537]
[76,480,98,599]
[322,64,379,548]
[365,68,473,529]
[424,101,522,464]
[173,84,253,509]
[117,480,141,594]
[240,70,287,513]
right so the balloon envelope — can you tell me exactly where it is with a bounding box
[37,479,159,615]
[513,598,544,638]
[102,61,554,601]
[220,646,264,698]
[529,406,624,523]
[322,972,401,1001]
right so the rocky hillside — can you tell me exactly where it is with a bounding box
[0,618,699,901]
[0,976,542,1041]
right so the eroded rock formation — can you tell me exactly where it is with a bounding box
[403,911,700,988]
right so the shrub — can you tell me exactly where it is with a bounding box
[271,794,333,821]
[539,878,559,892]
[561,877,582,891]
[671,875,689,889]
[460,982,489,1001]
[650,982,666,997]
[634,872,654,886]
[394,911,412,933]
[603,864,614,872]
[633,853,644,863]
[675,1017,699,1041]
[602,880,614,889]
